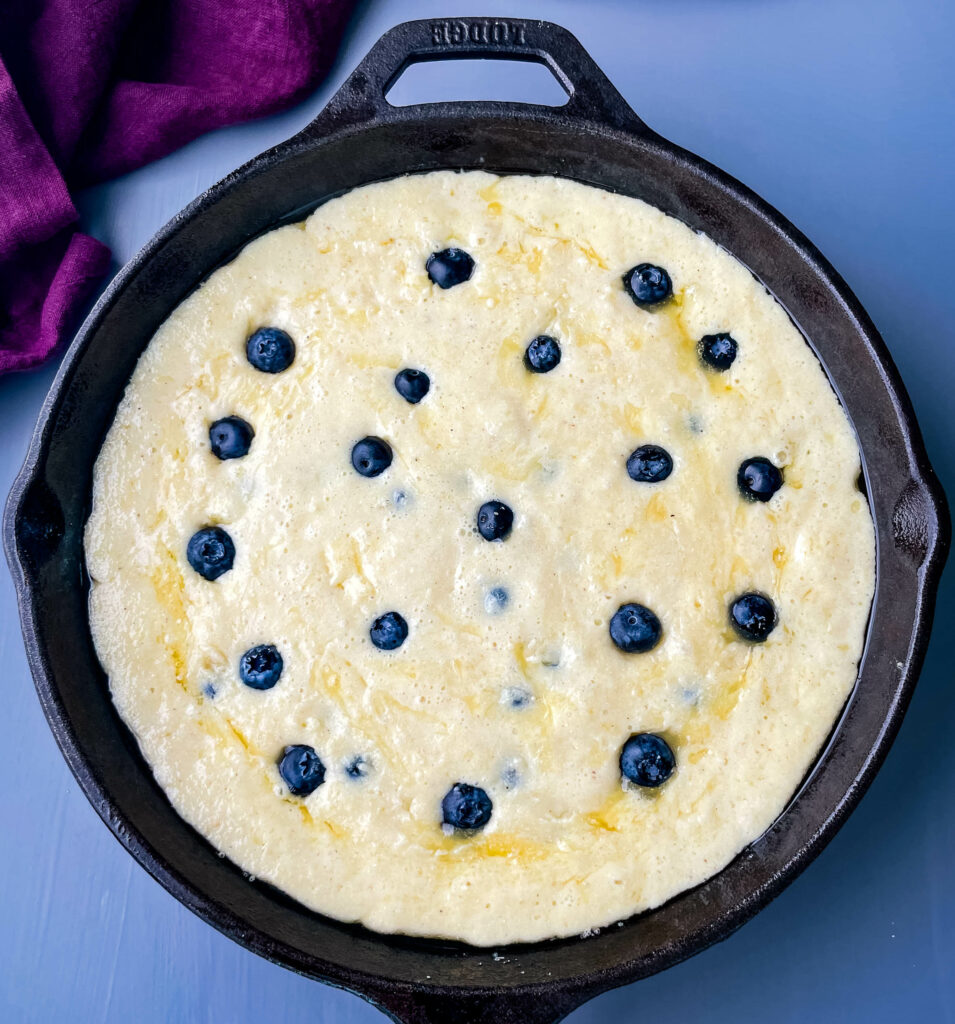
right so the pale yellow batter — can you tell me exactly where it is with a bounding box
[85,171,875,945]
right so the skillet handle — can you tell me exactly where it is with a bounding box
[366,985,594,1024]
[306,17,652,135]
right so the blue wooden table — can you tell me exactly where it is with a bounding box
[2,1,953,1020]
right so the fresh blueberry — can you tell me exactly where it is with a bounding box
[426,248,475,289]
[186,526,235,581]
[730,592,777,642]
[738,457,783,502]
[351,436,393,477]
[394,368,431,404]
[477,500,513,541]
[524,335,562,373]
[209,416,254,460]
[610,603,662,653]
[345,755,370,779]
[620,733,675,788]
[246,327,295,373]
[370,611,408,651]
[484,586,509,614]
[278,744,325,796]
[238,644,283,690]
[623,263,672,307]
[442,782,493,831]
[626,444,673,483]
[699,332,738,371]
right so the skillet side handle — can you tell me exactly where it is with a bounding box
[303,16,653,135]
[367,986,593,1024]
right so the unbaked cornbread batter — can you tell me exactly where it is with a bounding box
[85,171,875,945]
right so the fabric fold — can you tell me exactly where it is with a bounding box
[0,0,355,375]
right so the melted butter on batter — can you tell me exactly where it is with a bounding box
[85,171,875,945]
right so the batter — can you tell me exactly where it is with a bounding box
[85,171,875,945]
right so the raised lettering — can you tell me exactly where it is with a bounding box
[431,19,528,47]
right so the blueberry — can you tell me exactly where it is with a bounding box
[370,611,408,651]
[626,444,673,483]
[477,500,513,541]
[209,416,254,460]
[620,733,675,788]
[246,327,295,373]
[524,335,562,373]
[738,457,783,502]
[202,683,217,700]
[730,592,777,642]
[484,586,509,614]
[426,248,475,289]
[278,744,325,796]
[699,332,738,371]
[394,368,430,404]
[238,644,283,690]
[610,603,662,653]
[502,686,532,709]
[442,782,493,831]
[186,526,235,581]
[345,755,370,779]
[623,263,672,307]
[351,436,393,477]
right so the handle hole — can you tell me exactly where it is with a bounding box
[385,56,569,108]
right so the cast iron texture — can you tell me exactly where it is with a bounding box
[4,17,949,1024]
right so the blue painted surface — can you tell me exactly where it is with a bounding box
[1,0,953,1020]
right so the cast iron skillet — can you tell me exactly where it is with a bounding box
[4,17,949,1024]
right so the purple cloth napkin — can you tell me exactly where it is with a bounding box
[0,0,355,375]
